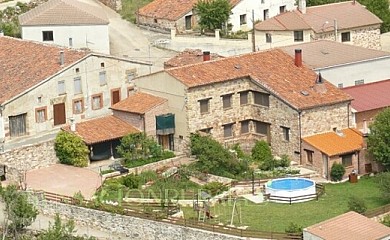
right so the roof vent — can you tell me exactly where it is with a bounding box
[316,72,323,84]
[300,90,309,96]
[234,65,241,69]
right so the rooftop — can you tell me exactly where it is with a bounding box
[164,49,224,69]
[110,92,167,114]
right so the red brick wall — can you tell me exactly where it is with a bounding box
[355,108,382,130]
[144,102,169,138]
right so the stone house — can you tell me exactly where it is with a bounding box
[279,40,390,88]
[255,1,382,51]
[164,50,224,69]
[135,48,352,161]
[19,0,110,54]
[137,0,295,33]
[0,36,151,151]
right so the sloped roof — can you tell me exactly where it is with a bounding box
[342,79,390,112]
[62,115,140,145]
[279,40,390,69]
[303,128,363,156]
[255,1,382,33]
[165,49,352,110]
[19,0,109,26]
[111,92,167,114]
[305,211,390,240]
[0,36,88,105]
[164,49,224,69]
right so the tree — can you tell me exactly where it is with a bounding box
[251,140,274,170]
[376,172,390,200]
[367,108,390,170]
[194,0,232,32]
[117,133,162,162]
[0,185,38,239]
[54,131,89,167]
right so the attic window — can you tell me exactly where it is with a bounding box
[300,90,309,96]
[101,62,105,68]
[75,68,80,73]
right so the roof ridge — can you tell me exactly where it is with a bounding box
[343,79,390,89]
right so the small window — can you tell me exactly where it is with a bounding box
[342,154,353,167]
[101,62,105,68]
[69,38,73,47]
[337,83,343,88]
[305,149,314,164]
[241,120,249,134]
[253,92,269,107]
[261,0,265,3]
[263,9,269,20]
[75,68,80,73]
[294,31,304,42]
[35,107,47,123]
[199,99,210,114]
[42,31,53,41]
[199,128,212,134]
[91,94,103,110]
[254,121,269,135]
[223,123,234,138]
[222,94,232,109]
[74,77,82,94]
[58,80,65,95]
[266,33,272,43]
[355,79,364,85]
[240,91,249,105]
[99,71,106,85]
[279,5,286,13]
[73,98,84,114]
[37,96,42,103]
[341,32,350,42]
[281,126,290,141]
[240,14,246,25]
[127,72,135,82]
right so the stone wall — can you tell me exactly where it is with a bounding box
[0,140,58,183]
[33,200,246,240]
[98,0,122,11]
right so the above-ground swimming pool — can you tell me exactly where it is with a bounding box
[265,177,316,203]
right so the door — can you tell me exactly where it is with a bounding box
[111,89,120,105]
[53,103,66,126]
[185,15,192,30]
[322,154,328,179]
[9,113,27,137]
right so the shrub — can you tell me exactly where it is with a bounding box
[347,195,367,214]
[122,174,141,189]
[277,154,291,168]
[375,172,390,200]
[381,214,390,227]
[54,131,89,167]
[251,140,273,170]
[330,163,345,181]
[285,222,303,234]
[203,182,228,196]
[73,191,85,206]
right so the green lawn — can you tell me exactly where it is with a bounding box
[183,176,389,232]
[120,0,153,23]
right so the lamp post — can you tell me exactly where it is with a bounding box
[251,170,255,195]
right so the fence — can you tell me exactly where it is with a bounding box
[267,183,325,205]
[364,203,390,218]
[231,173,312,187]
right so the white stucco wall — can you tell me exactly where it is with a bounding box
[21,25,110,54]
[255,30,311,50]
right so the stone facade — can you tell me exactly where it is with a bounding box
[98,0,122,11]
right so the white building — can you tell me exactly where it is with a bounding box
[19,0,110,54]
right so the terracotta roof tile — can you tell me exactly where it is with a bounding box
[255,1,382,33]
[303,128,363,156]
[62,115,140,145]
[0,36,88,104]
[305,211,390,240]
[164,49,224,69]
[111,92,167,114]
[342,79,390,112]
[166,49,352,110]
[280,40,390,69]
[19,0,109,26]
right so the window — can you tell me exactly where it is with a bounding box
[126,69,137,83]
[281,126,290,141]
[294,31,304,42]
[42,31,53,41]
[58,80,65,95]
[341,154,353,167]
[222,94,232,109]
[355,79,364,85]
[240,91,249,105]
[241,120,249,134]
[337,83,343,88]
[199,128,212,134]
[75,68,80,73]
[253,91,269,107]
[91,94,103,110]
[305,149,314,164]
[341,32,350,42]
[223,123,234,138]
[263,9,269,20]
[254,121,269,135]
[240,14,246,25]
[69,38,73,47]
[9,113,27,137]
[74,77,82,94]
[99,71,106,85]
[101,62,105,68]
[35,107,47,123]
[261,0,265,3]
[279,5,286,13]
[73,98,84,114]
[199,99,210,114]
[266,33,272,43]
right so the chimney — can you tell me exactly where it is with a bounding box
[203,51,211,61]
[298,0,306,14]
[362,119,368,136]
[70,118,76,132]
[59,51,65,66]
[294,49,302,67]
[316,72,323,84]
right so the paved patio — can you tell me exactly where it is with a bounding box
[26,164,102,199]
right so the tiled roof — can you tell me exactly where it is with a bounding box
[19,0,109,26]
[62,115,140,145]
[164,49,224,69]
[138,0,241,21]
[305,211,390,240]
[255,1,382,33]
[342,79,390,112]
[166,49,352,110]
[0,36,88,105]
[111,92,167,114]
[280,40,390,69]
[303,128,363,156]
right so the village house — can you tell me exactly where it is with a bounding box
[135,48,354,165]
[0,36,151,151]
[19,0,110,54]
[255,1,382,51]
[164,49,224,69]
[137,0,295,33]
